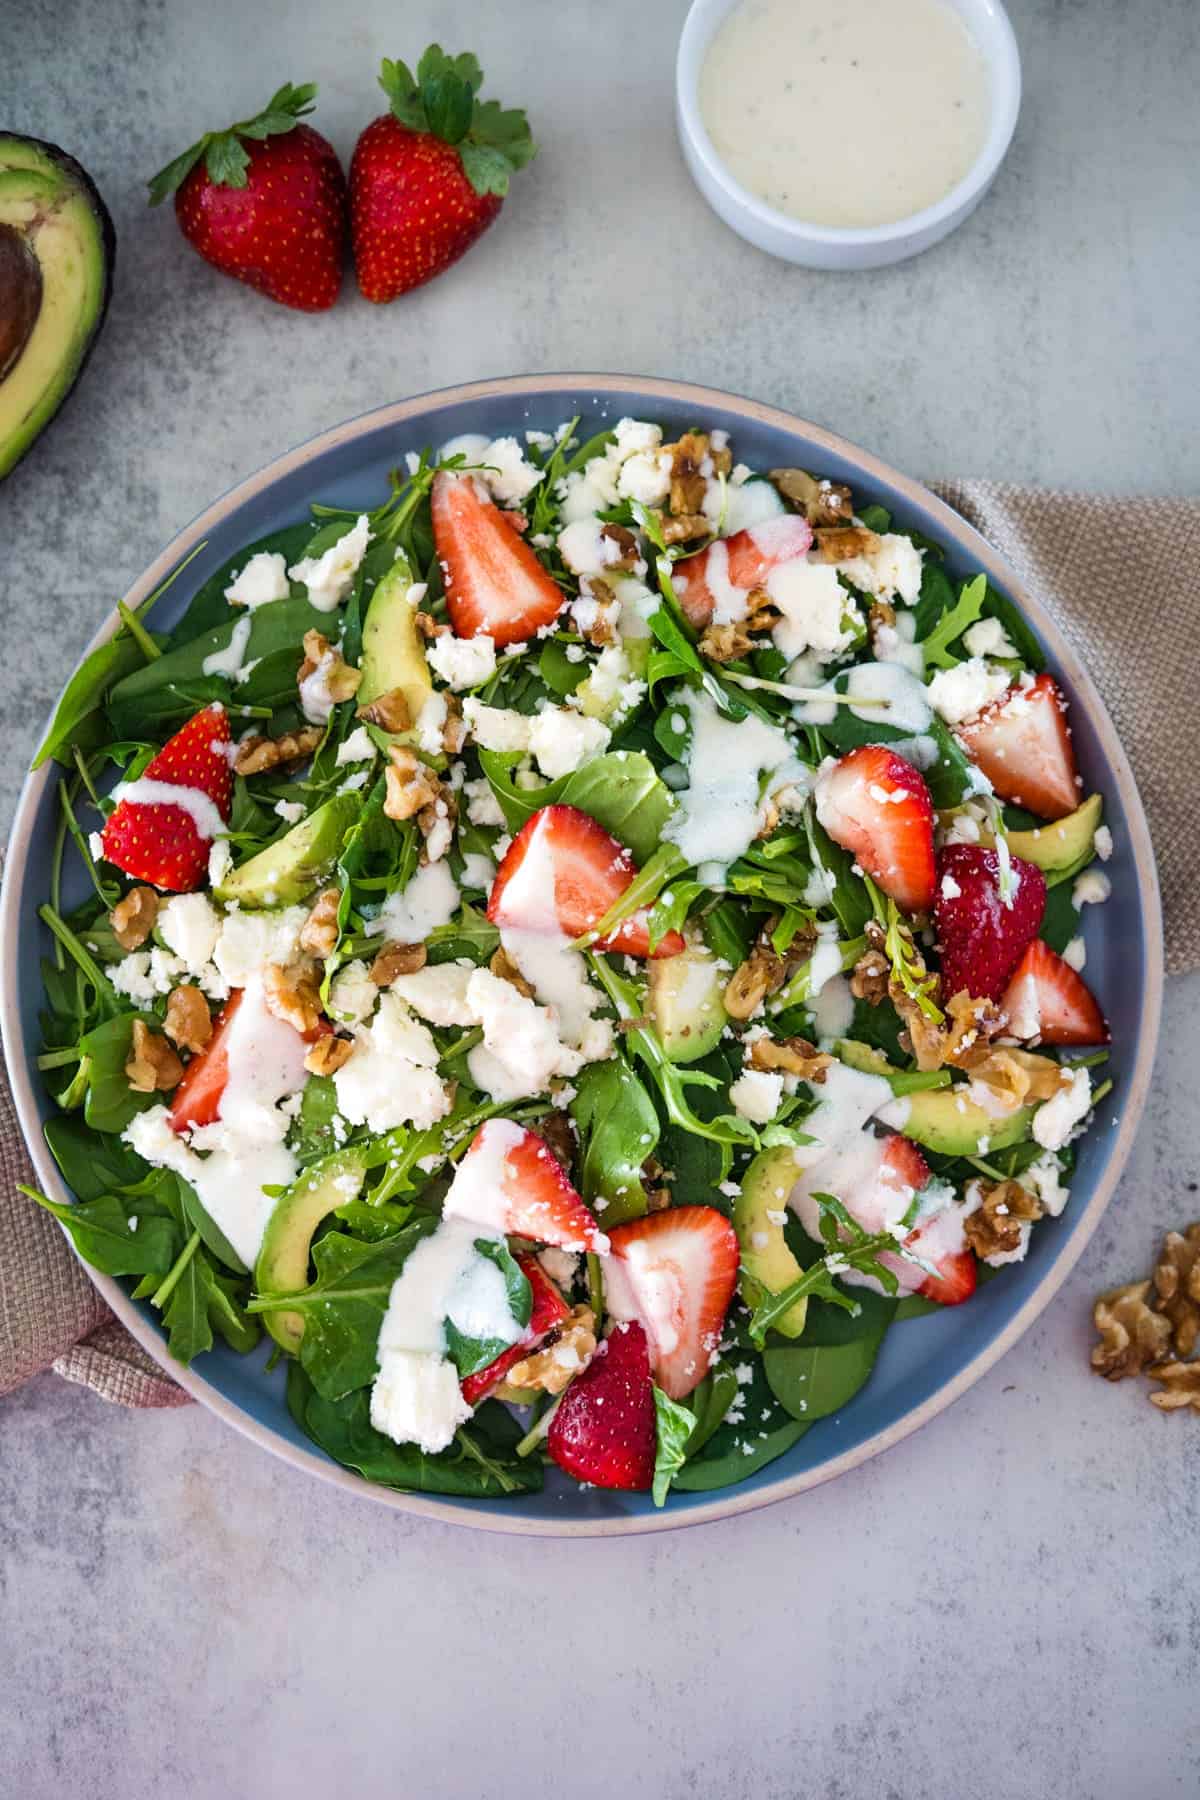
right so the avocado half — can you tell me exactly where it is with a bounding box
[0,133,114,480]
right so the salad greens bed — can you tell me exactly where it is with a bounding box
[24,413,1114,1505]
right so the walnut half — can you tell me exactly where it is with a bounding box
[234,725,324,776]
[1146,1360,1200,1414]
[383,746,441,823]
[963,1179,1043,1261]
[370,942,427,986]
[110,886,159,951]
[125,1020,184,1094]
[163,985,212,1055]
[1091,1282,1173,1381]
[1152,1222,1200,1358]
[299,887,341,960]
[748,1034,832,1083]
[263,958,324,1037]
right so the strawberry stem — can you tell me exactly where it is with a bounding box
[377,46,535,197]
[147,81,319,204]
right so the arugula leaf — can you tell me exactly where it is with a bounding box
[919,574,987,669]
[570,1057,660,1226]
[652,1386,695,1506]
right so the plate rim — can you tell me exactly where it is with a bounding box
[0,372,1165,1536]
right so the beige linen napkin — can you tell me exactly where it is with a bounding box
[1,483,1197,1409]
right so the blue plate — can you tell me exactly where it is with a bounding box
[1,376,1163,1535]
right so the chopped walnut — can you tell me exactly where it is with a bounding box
[125,1019,184,1094]
[657,511,711,546]
[1152,1222,1200,1358]
[415,610,449,640]
[489,946,535,999]
[813,525,880,564]
[299,887,341,960]
[110,886,159,951]
[383,746,440,822]
[370,941,426,986]
[700,620,755,663]
[234,724,324,776]
[441,692,468,755]
[941,990,1008,1067]
[868,599,896,635]
[1146,1360,1200,1413]
[356,687,410,733]
[418,787,458,863]
[850,922,890,1005]
[163,985,212,1055]
[748,1034,832,1082]
[724,942,788,1021]
[664,431,712,516]
[297,629,361,704]
[304,1034,354,1077]
[769,468,854,527]
[538,1109,577,1173]
[599,523,641,571]
[263,958,323,1037]
[963,1179,1044,1261]
[642,1153,672,1212]
[506,1306,598,1396]
[963,1046,1070,1110]
[1091,1282,1173,1381]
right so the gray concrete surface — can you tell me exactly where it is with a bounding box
[3,2,1198,1796]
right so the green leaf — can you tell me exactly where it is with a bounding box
[570,1058,660,1226]
[763,1333,887,1423]
[443,1238,532,1378]
[290,1370,543,1497]
[681,1361,740,1457]
[20,1185,180,1278]
[147,140,208,206]
[43,1115,146,1201]
[78,1012,160,1135]
[919,574,987,669]
[671,1358,810,1491]
[161,1242,214,1364]
[470,99,536,165]
[457,141,515,196]
[423,70,475,145]
[203,132,251,189]
[479,749,674,865]
[652,1386,695,1506]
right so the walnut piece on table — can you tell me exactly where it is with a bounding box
[1146,1361,1200,1413]
[1091,1281,1173,1381]
[1152,1222,1200,1358]
[163,984,212,1055]
[125,1019,184,1094]
[110,886,159,951]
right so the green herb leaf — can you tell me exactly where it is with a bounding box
[919,574,987,669]
[443,1238,532,1378]
[570,1058,660,1227]
[652,1386,695,1506]
[457,141,515,196]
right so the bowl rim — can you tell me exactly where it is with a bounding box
[1,372,1163,1537]
[675,0,1022,248]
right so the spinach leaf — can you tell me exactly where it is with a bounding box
[1040,880,1081,953]
[20,1185,180,1277]
[290,1368,543,1496]
[671,1357,810,1491]
[252,1219,438,1400]
[79,1012,161,1135]
[163,525,313,649]
[160,1238,214,1364]
[570,1057,660,1226]
[681,1360,740,1457]
[479,749,673,864]
[292,1075,341,1166]
[652,1386,695,1506]
[43,1115,146,1201]
[443,1239,532,1378]
[763,1331,887,1423]
[538,639,587,698]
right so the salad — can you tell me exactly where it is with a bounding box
[26,413,1115,1504]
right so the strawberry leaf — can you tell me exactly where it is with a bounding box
[423,70,475,145]
[204,133,251,189]
[457,141,516,197]
[146,79,318,201]
[470,99,536,166]
[147,139,208,206]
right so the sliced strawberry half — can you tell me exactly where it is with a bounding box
[933,843,1047,1001]
[880,1140,977,1307]
[605,1205,739,1399]
[955,673,1079,820]
[432,470,565,646]
[460,1256,571,1407]
[908,1236,978,1306]
[673,514,813,629]
[100,704,233,893]
[546,1319,656,1490]
[1001,939,1109,1045]
[814,745,936,914]
[488,804,684,958]
[168,987,243,1132]
[451,1121,609,1253]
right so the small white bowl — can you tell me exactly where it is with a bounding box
[676,0,1021,270]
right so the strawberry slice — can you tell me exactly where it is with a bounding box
[1000,939,1110,1045]
[101,704,232,893]
[452,1121,610,1253]
[168,988,243,1132]
[955,673,1080,820]
[673,515,813,628]
[432,471,564,646]
[605,1205,739,1400]
[459,1255,571,1406]
[933,843,1046,1001]
[880,1139,977,1307]
[814,745,936,913]
[546,1319,656,1490]
[909,1237,978,1306]
[488,804,684,959]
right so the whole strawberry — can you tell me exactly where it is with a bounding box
[351,46,536,302]
[148,83,347,311]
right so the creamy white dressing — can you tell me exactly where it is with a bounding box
[663,687,803,867]
[700,0,990,229]
[201,614,254,681]
[108,778,224,843]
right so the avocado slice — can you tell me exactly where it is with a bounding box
[835,1040,1033,1154]
[0,135,114,480]
[647,941,727,1063]
[957,793,1103,877]
[733,1146,809,1337]
[358,552,433,745]
[573,637,651,724]
[256,1148,367,1351]
[214,793,360,908]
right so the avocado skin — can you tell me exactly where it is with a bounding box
[734,1146,809,1337]
[0,134,115,481]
